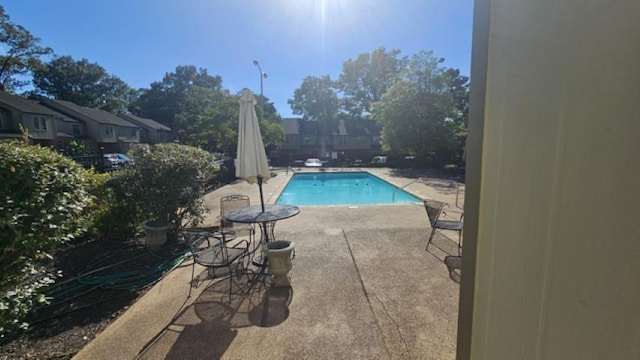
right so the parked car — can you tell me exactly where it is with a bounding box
[103,154,119,169]
[103,153,132,169]
[113,153,133,165]
[304,158,322,167]
[371,156,387,164]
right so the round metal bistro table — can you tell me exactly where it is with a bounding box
[225,204,300,267]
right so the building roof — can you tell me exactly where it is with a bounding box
[35,102,80,123]
[0,91,62,117]
[41,99,138,127]
[281,117,380,137]
[335,118,379,136]
[118,113,171,131]
[282,118,301,134]
[300,120,320,135]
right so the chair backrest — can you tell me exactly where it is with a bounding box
[220,194,250,228]
[423,199,445,227]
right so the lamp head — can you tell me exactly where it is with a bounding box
[253,60,259,65]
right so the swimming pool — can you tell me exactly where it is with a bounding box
[275,171,422,206]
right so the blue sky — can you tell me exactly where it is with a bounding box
[4,0,473,118]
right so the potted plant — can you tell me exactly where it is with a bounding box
[141,220,172,248]
[110,143,217,248]
[267,240,296,287]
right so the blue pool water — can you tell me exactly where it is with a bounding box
[276,172,422,206]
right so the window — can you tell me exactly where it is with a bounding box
[72,124,81,137]
[131,128,138,137]
[105,126,114,137]
[0,111,7,129]
[32,115,47,131]
[285,134,296,145]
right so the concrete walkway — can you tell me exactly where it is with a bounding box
[74,168,463,360]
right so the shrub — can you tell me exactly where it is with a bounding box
[0,141,91,337]
[109,143,216,230]
[82,170,138,241]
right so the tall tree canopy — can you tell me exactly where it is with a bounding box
[287,47,468,166]
[31,55,134,113]
[441,68,470,128]
[134,66,283,153]
[0,5,52,92]
[372,51,469,166]
[254,94,284,148]
[132,65,223,129]
[288,75,339,122]
[336,47,406,117]
[173,86,236,152]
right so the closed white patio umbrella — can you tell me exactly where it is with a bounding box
[236,88,271,212]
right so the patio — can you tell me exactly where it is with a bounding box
[74,168,462,360]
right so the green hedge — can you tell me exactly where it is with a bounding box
[109,143,217,230]
[0,141,91,336]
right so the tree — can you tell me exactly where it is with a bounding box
[288,75,339,122]
[260,120,284,150]
[372,51,468,166]
[255,94,281,123]
[401,50,446,93]
[253,94,284,148]
[0,5,52,92]
[134,68,283,155]
[441,68,470,164]
[336,47,406,117]
[173,86,237,153]
[132,65,223,129]
[441,68,470,127]
[31,55,134,113]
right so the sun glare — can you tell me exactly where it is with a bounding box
[280,0,381,42]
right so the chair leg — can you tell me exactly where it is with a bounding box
[227,260,248,300]
[425,228,437,251]
[188,258,196,298]
[228,267,233,299]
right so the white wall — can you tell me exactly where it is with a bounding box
[462,1,640,359]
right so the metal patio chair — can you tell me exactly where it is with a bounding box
[423,199,464,255]
[185,230,250,299]
[220,194,255,244]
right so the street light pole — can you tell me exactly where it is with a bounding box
[252,60,267,111]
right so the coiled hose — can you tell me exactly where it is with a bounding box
[31,245,193,321]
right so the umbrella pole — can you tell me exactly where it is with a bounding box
[258,176,265,212]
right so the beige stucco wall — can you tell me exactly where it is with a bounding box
[464,0,640,359]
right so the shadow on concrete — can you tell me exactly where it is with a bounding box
[135,273,293,359]
[194,274,293,329]
[249,286,293,328]
[164,318,237,359]
[444,256,462,284]
[424,234,462,284]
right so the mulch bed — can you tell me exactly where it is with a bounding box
[0,237,189,360]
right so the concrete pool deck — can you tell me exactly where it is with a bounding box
[74,167,463,360]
